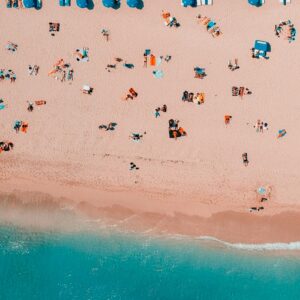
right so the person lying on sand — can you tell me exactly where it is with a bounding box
[224,115,232,125]
[99,122,117,131]
[129,162,139,171]
[129,132,146,141]
[0,141,14,153]
[242,153,249,166]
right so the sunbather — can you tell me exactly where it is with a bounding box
[224,115,232,125]
[242,153,249,166]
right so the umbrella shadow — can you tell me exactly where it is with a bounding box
[87,0,94,10]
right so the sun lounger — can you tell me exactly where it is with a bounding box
[200,0,213,5]
[280,0,290,5]
[60,0,71,6]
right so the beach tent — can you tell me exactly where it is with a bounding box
[102,0,120,8]
[254,40,271,52]
[76,0,87,8]
[248,0,264,7]
[182,0,197,7]
[126,0,143,9]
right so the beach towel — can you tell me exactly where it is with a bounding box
[150,55,156,66]
[153,70,164,79]
[156,57,162,66]
[76,0,87,8]
[0,104,5,110]
[35,100,46,105]
[75,48,89,62]
[207,21,216,30]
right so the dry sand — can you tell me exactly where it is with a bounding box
[0,0,300,243]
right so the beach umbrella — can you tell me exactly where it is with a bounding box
[254,40,271,52]
[127,0,143,9]
[182,0,197,7]
[248,0,262,7]
[102,0,119,8]
[76,0,88,8]
[23,0,36,8]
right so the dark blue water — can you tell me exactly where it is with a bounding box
[1,225,300,300]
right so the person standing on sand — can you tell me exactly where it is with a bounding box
[143,53,147,67]
[155,108,160,118]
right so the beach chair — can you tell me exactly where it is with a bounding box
[200,0,213,5]
[280,0,291,5]
[60,0,71,6]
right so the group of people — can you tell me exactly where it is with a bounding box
[0,141,14,153]
[154,104,167,118]
[228,59,239,71]
[182,91,205,105]
[255,120,269,133]
[232,86,252,97]
[49,22,60,36]
[48,59,74,82]
[162,11,180,28]
[13,121,28,133]
[74,48,89,62]
[99,122,117,131]
[28,65,39,76]
[0,69,16,82]
[196,15,222,38]
[275,20,296,43]
[124,88,138,100]
[27,100,47,112]
[168,119,187,140]
[6,41,18,52]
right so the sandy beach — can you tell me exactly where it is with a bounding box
[1,0,300,244]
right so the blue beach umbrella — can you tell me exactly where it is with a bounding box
[23,0,36,8]
[248,0,262,7]
[76,0,88,8]
[102,0,120,8]
[127,0,143,9]
[182,0,197,7]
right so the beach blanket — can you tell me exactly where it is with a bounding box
[75,48,89,62]
[153,70,164,79]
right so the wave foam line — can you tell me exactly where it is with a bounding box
[196,236,300,251]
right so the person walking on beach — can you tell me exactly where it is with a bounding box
[143,53,147,67]
[155,108,160,118]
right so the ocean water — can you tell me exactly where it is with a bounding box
[1,226,300,300]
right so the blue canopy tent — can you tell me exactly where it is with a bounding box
[182,0,197,7]
[248,0,263,7]
[102,0,120,9]
[126,0,144,9]
[76,0,88,8]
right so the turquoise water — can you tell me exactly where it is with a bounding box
[1,226,300,300]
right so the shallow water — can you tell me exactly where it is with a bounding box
[1,225,300,300]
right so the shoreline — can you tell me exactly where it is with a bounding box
[1,164,300,245]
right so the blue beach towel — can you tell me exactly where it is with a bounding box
[0,104,5,110]
[153,70,164,79]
